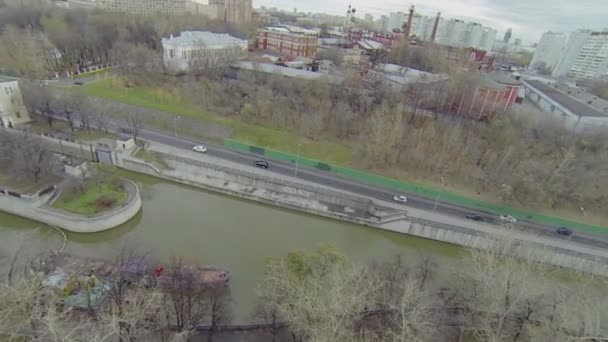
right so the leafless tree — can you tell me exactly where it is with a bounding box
[126,111,143,142]
[21,81,57,127]
[12,134,56,184]
[57,93,84,132]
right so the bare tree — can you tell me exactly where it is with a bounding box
[20,81,57,127]
[13,134,56,184]
[126,111,143,142]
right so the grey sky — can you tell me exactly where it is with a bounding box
[254,0,608,44]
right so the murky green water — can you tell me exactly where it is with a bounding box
[0,172,462,322]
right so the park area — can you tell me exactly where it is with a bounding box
[52,179,128,216]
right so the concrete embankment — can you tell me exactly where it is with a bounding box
[119,149,608,276]
[0,180,142,233]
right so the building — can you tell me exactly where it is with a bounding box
[504,28,512,43]
[256,26,319,59]
[0,76,31,128]
[528,32,568,72]
[364,63,449,88]
[161,31,248,73]
[551,30,590,77]
[99,0,252,23]
[99,0,189,15]
[522,79,608,130]
[385,12,407,33]
[568,31,608,79]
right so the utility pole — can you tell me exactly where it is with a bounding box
[295,143,301,177]
[433,176,446,211]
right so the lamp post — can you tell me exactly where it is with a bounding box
[433,176,446,211]
[295,143,301,177]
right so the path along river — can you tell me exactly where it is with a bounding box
[0,172,462,322]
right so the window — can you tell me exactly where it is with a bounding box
[3,87,8,95]
[8,87,13,94]
[169,49,175,58]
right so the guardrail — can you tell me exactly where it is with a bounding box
[155,151,374,208]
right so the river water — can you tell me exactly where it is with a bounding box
[0,172,462,322]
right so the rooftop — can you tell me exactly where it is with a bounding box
[235,61,343,83]
[263,25,319,36]
[161,31,248,49]
[0,75,18,83]
[525,80,608,118]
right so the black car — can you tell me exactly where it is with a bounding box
[556,227,574,236]
[254,160,269,169]
[466,214,484,221]
[121,127,134,134]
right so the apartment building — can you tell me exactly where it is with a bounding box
[162,31,248,73]
[528,32,568,71]
[551,30,590,77]
[256,26,319,59]
[0,76,31,128]
[99,0,252,23]
[568,31,608,79]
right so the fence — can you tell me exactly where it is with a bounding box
[223,139,608,235]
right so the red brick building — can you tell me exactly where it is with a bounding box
[256,26,319,59]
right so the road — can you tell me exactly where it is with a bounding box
[113,123,608,250]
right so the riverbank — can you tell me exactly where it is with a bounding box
[0,179,142,233]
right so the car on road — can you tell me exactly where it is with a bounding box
[499,215,517,224]
[192,145,207,153]
[73,81,84,85]
[393,195,407,203]
[121,127,134,134]
[555,227,574,237]
[466,214,484,221]
[254,160,269,169]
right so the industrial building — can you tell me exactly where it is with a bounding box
[0,76,31,128]
[162,31,248,73]
[256,26,319,59]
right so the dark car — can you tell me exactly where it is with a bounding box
[254,160,269,169]
[121,127,134,134]
[466,214,484,221]
[556,227,574,236]
[73,81,84,85]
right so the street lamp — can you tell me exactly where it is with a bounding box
[433,176,446,211]
[295,143,302,178]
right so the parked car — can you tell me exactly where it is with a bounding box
[499,215,517,224]
[192,145,207,153]
[555,227,574,236]
[254,160,269,169]
[73,81,84,85]
[466,214,484,221]
[393,195,407,203]
[121,127,134,134]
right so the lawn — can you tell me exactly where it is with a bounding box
[134,148,170,169]
[74,78,353,165]
[74,68,111,79]
[53,181,128,216]
[74,129,117,141]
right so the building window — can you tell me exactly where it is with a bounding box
[3,87,8,95]
[8,87,13,94]
[169,49,175,58]
[15,111,21,118]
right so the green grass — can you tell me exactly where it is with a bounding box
[53,182,128,216]
[74,129,117,141]
[74,78,353,165]
[134,148,170,169]
[28,120,69,134]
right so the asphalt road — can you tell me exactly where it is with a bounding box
[115,124,608,250]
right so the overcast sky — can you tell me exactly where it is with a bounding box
[254,0,608,44]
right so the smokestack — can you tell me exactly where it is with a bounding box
[404,5,415,38]
[431,11,441,43]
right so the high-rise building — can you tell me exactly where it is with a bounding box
[568,31,608,79]
[430,19,496,51]
[365,13,374,24]
[552,30,591,77]
[528,32,568,71]
[385,12,407,33]
[503,28,512,43]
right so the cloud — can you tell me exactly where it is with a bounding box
[254,0,608,43]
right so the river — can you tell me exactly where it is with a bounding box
[0,172,462,322]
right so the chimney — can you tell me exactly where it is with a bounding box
[431,12,440,43]
[403,5,415,38]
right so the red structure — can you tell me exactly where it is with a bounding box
[448,74,520,121]
[256,28,318,59]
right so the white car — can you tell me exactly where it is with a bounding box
[192,145,208,153]
[393,195,407,203]
[499,215,517,224]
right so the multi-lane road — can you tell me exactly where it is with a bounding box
[117,123,608,250]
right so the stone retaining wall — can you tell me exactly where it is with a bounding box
[0,180,142,233]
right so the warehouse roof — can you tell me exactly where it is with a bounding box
[525,80,608,118]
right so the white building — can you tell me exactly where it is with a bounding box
[0,76,30,128]
[528,32,568,72]
[430,19,496,51]
[162,31,248,73]
[385,12,407,33]
[552,30,590,77]
[568,31,608,79]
